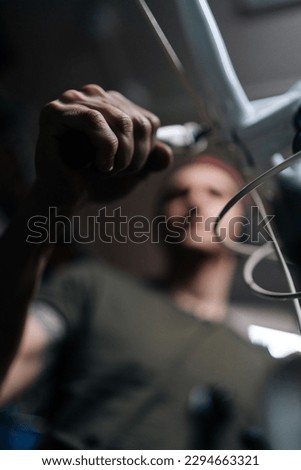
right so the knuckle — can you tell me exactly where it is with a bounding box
[81,110,119,155]
[61,89,83,103]
[134,116,152,136]
[148,113,161,130]
[107,90,124,100]
[105,132,119,153]
[84,109,105,129]
[39,100,60,123]
[95,129,119,161]
[81,84,106,96]
[117,113,133,135]
[115,139,134,171]
[43,100,60,112]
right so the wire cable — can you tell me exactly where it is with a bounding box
[136,0,212,126]
[250,190,301,331]
[214,151,301,332]
[243,243,301,300]
[137,0,301,328]
[215,149,301,229]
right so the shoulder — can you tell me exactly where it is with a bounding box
[35,256,151,330]
[39,256,114,298]
[35,257,110,330]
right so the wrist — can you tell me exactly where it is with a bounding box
[33,176,88,212]
[31,179,67,211]
[24,181,74,248]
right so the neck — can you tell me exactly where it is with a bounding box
[164,248,236,322]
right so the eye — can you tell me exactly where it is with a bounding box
[208,188,224,198]
[163,188,188,201]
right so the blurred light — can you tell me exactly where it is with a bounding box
[248,324,301,358]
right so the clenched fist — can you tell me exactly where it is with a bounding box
[35,84,173,206]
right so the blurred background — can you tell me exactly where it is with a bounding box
[2,0,301,335]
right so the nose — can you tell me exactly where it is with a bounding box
[186,189,204,214]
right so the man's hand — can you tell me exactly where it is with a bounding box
[35,84,173,207]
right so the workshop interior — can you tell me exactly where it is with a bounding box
[2,0,301,450]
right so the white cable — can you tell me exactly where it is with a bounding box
[137,0,301,327]
[214,151,301,332]
[215,149,301,228]
[244,243,301,300]
[136,0,211,125]
[250,190,301,332]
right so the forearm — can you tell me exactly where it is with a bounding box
[0,181,56,383]
[0,84,172,384]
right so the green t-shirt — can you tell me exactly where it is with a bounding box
[36,258,276,450]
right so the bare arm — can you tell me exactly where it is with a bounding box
[0,184,54,386]
[0,309,62,406]
[0,84,172,400]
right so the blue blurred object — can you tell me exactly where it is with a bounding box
[0,408,42,450]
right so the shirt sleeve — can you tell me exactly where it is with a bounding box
[34,259,105,334]
[30,300,67,343]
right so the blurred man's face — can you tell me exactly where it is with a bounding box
[161,163,244,253]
